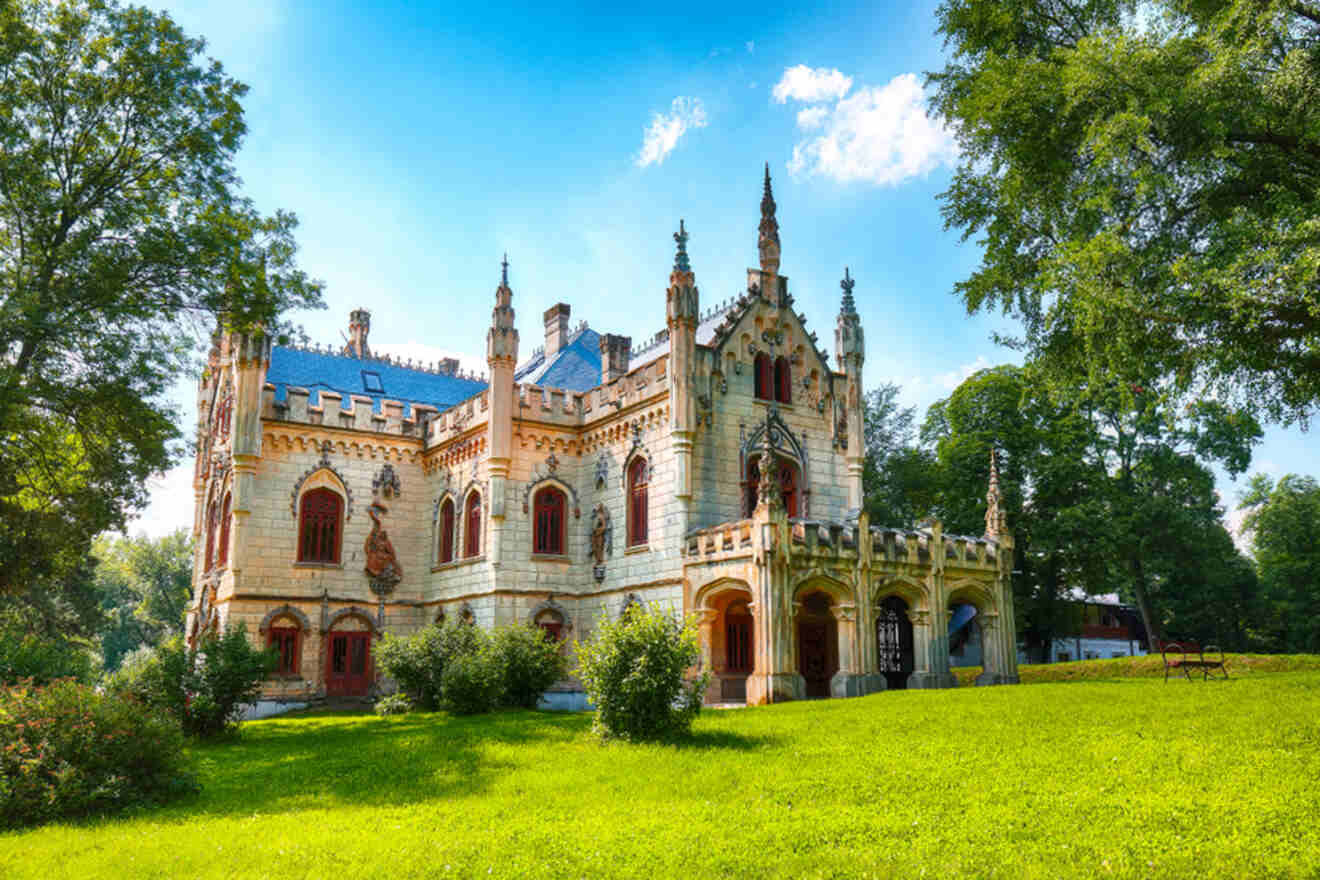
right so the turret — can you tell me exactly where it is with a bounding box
[486,256,519,562]
[667,220,699,531]
[835,268,865,511]
[345,308,371,358]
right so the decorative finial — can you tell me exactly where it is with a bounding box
[758,163,781,275]
[673,219,690,273]
[985,446,1005,537]
[840,267,857,316]
[501,253,509,287]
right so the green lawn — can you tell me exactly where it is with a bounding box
[4,669,1320,879]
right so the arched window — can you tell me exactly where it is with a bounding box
[438,498,455,564]
[627,457,648,547]
[267,620,301,677]
[204,499,217,571]
[774,356,792,404]
[464,492,482,558]
[753,353,773,400]
[216,493,232,568]
[298,488,342,563]
[744,455,799,517]
[535,608,565,642]
[533,487,566,555]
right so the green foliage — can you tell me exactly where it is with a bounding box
[375,619,484,711]
[92,531,194,672]
[0,0,322,620]
[932,0,1320,423]
[0,616,97,685]
[952,651,1320,686]
[104,625,273,738]
[0,679,194,829]
[373,693,413,716]
[490,624,568,710]
[921,364,1262,653]
[7,673,1320,877]
[861,383,938,528]
[440,649,502,716]
[574,605,708,741]
[1242,474,1320,652]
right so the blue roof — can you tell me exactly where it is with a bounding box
[514,327,602,392]
[266,346,487,418]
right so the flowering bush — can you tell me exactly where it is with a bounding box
[0,679,194,829]
[574,606,709,741]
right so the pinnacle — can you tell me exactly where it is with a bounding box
[673,219,691,273]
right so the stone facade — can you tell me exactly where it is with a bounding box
[185,169,1020,704]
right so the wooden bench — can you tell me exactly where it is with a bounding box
[1160,641,1229,682]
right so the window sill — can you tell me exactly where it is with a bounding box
[531,553,572,563]
[432,555,486,572]
[625,544,651,556]
[294,561,343,570]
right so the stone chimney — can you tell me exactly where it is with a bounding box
[543,303,571,358]
[599,334,632,384]
[345,308,371,358]
[438,357,459,376]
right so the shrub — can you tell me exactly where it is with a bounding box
[376,619,484,710]
[574,605,709,741]
[104,625,273,738]
[490,624,568,709]
[374,693,413,716]
[0,679,195,829]
[441,648,502,715]
[0,625,97,686]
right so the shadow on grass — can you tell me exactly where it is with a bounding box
[660,727,778,751]
[170,709,595,820]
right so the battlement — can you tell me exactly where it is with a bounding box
[263,384,435,439]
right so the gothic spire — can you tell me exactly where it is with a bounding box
[758,162,781,276]
[840,267,857,317]
[501,252,509,287]
[673,219,690,273]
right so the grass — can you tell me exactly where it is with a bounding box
[4,668,1320,879]
[951,651,1320,685]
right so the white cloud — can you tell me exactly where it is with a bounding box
[786,72,957,186]
[772,65,853,104]
[745,40,755,53]
[636,97,708,168]
[796,106,828,131]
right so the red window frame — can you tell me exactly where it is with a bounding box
[268,626,300,676]
[438,498,455,564]
[628,457,648,547]
[216,494,232,568]
[298,488,342,563]
[726,605,753,673]
[753,353,773,400]
[464,492,482,558]
[774,356,792,404]
[533,488,566,556]
[204,500,217,570]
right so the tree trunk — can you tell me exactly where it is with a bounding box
[1130,555,1161,651]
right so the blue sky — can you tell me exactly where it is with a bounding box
[131,0,1314,539]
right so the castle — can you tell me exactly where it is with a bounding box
[185,168,1019,706]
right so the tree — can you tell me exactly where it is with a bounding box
[922,365,1261,654]
[861,383,938,528]
[1242,474,1320,652]
[932,0,1320,423]
[0,1,322,620]
[92,530,193,671]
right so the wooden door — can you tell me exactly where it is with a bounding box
[798,620,834,698]
[327,632,371,696]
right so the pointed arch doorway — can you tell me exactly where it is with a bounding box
[796,591,839,698]
[876,595,915,690]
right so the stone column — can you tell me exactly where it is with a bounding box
[829,603,866,697]
[697,607,720,703]
[975,613,1003,686]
